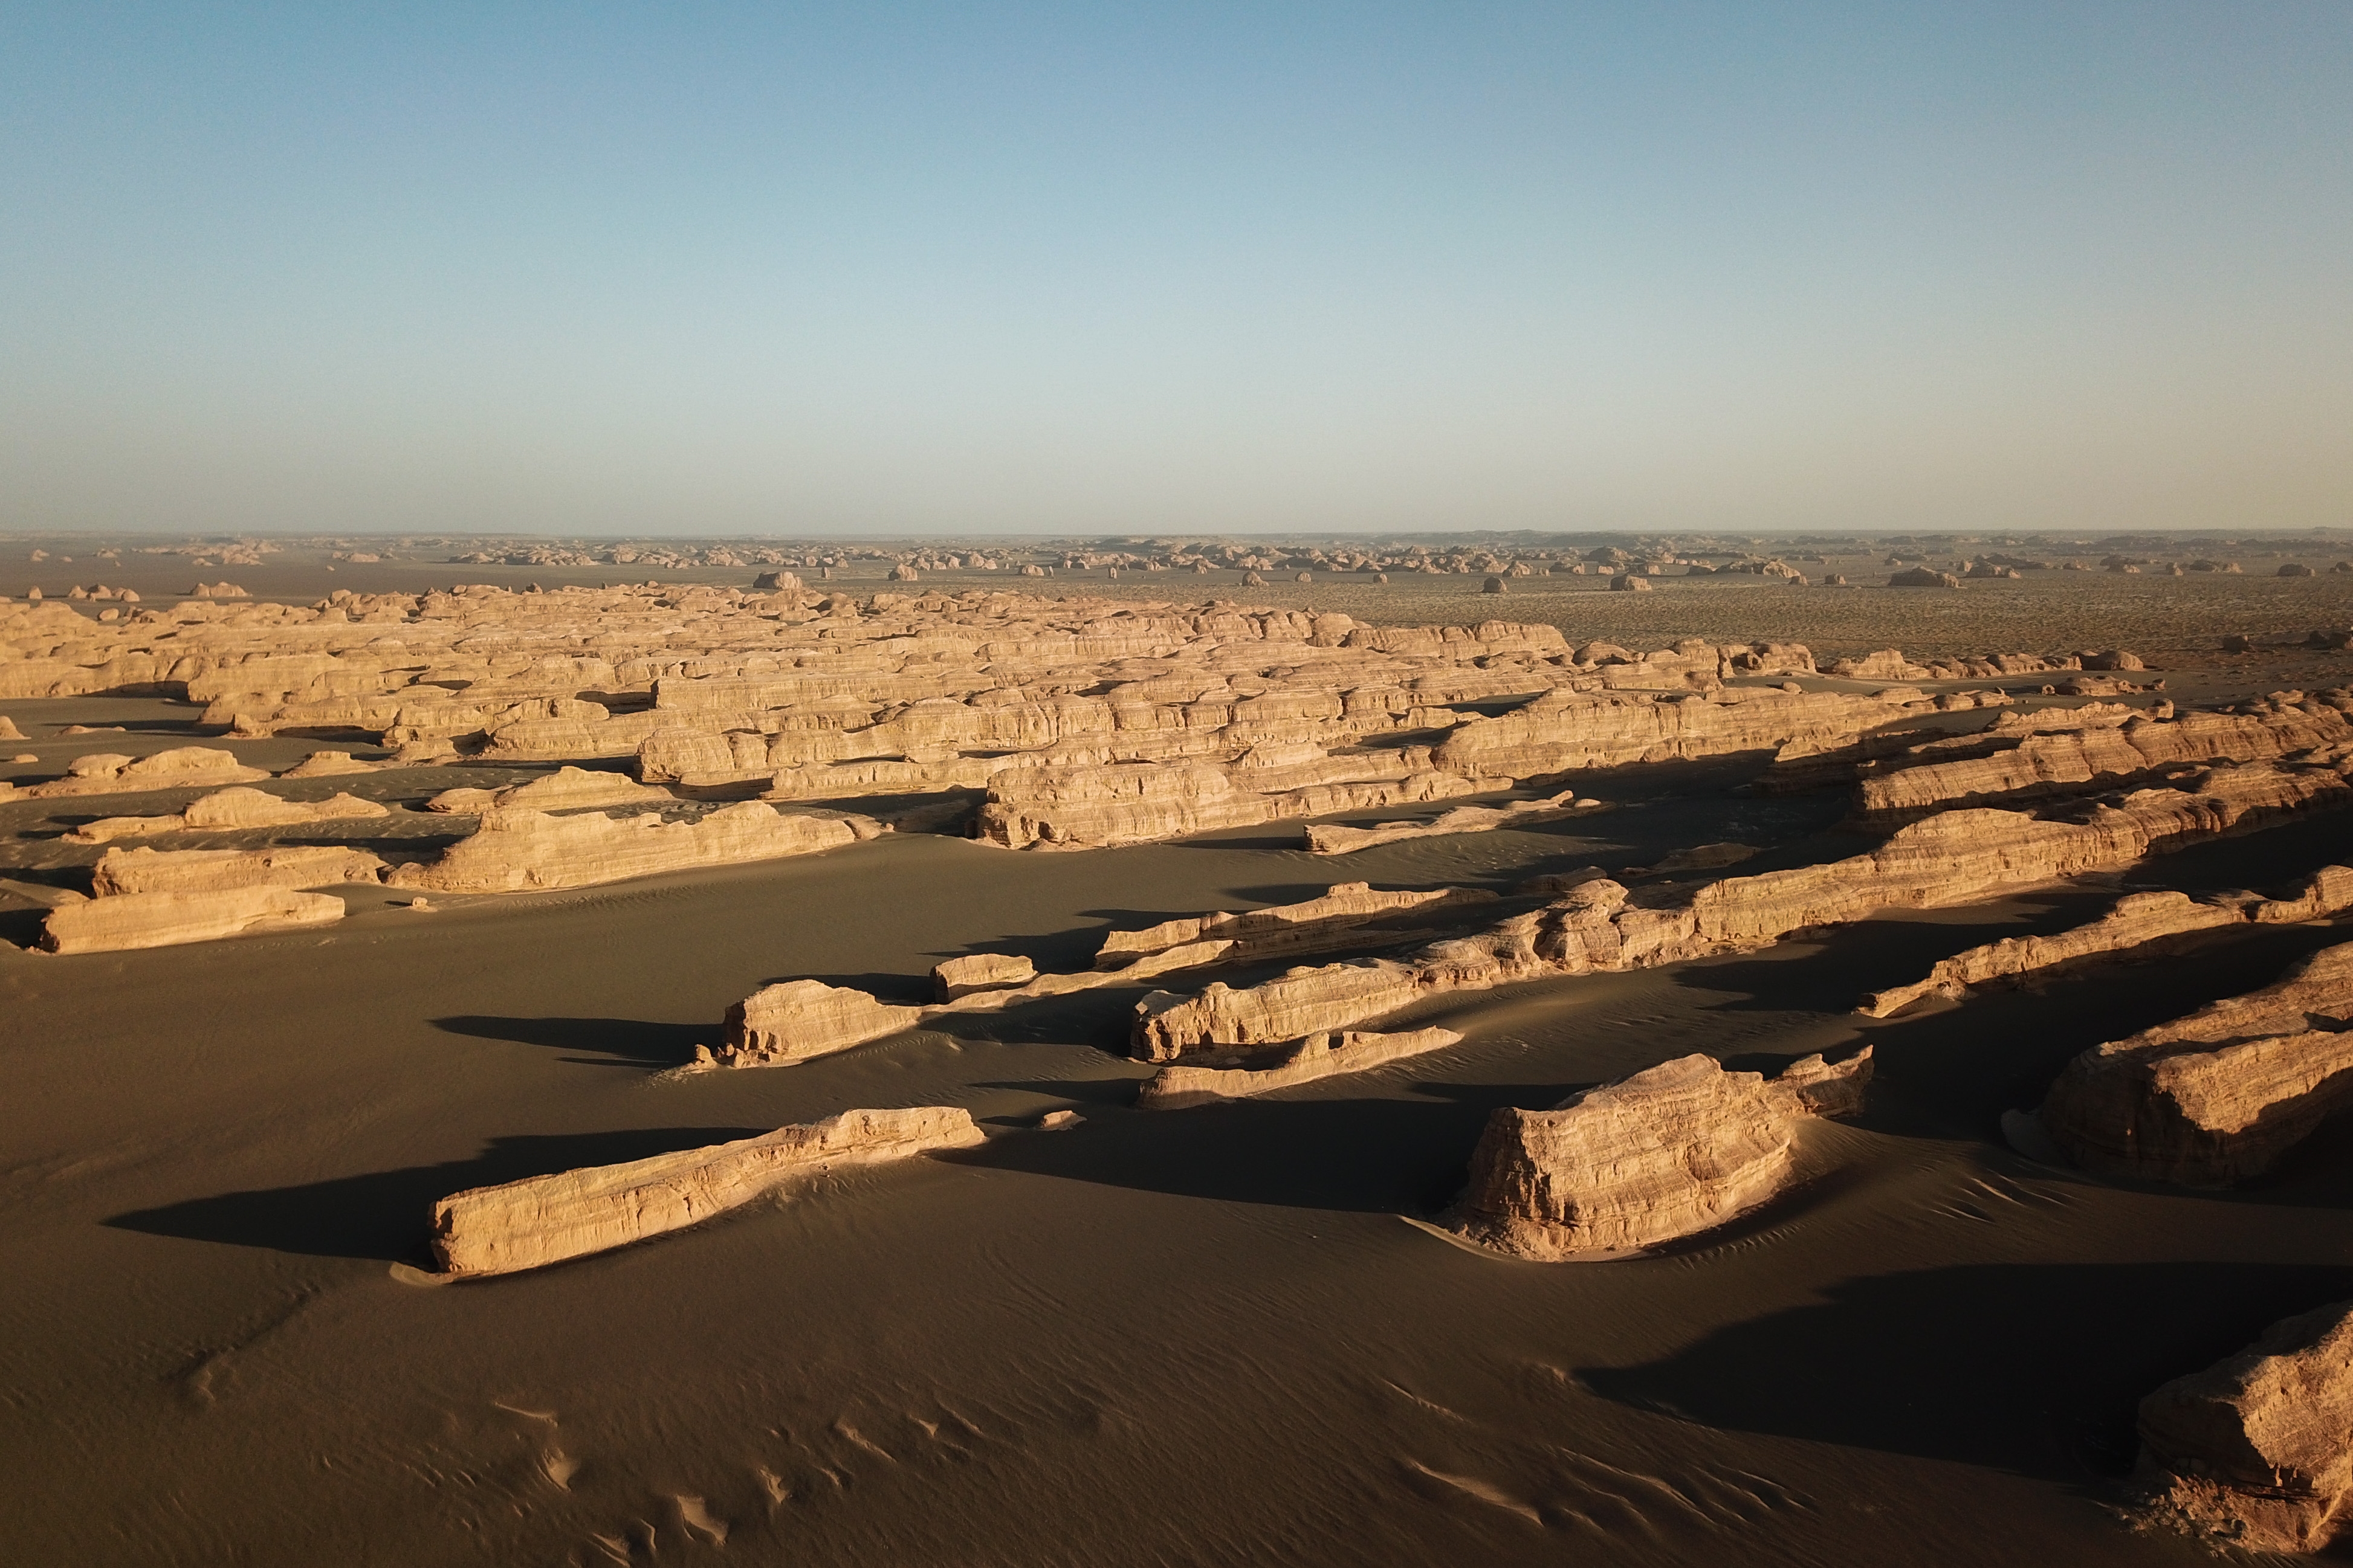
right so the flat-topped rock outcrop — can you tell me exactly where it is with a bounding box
[932,952,1036,1001]
[719,980,927,1066]
[1137,1027,1464,1109]
[387,802,865,894]
[1431,686,1899,782]
[2138,1299,2353,1553]
[2035,941,2353,1186]
[429,765,673,815]
[39,885,346,953]
[1303,790,1598,853]
[1096,881,1497,969]
[65,787,390,842]
[432,1107,987,1276]
[1863,869,2353,1016]
[1450,1049,1871,1259]
[91,844,386,896]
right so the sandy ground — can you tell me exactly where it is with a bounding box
[4,558,2353,1564]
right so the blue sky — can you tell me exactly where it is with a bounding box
[2,3,2347,535]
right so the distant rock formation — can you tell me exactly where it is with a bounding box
[1888,567,1963,588]
[1137,1027,1465,1109]
[67,787,391,842]
[1303,790,1598,854]
[39,886,346,953]
[1451,1050,1871,1259]
[426,766,672,816]
[2035,940,2353,1186]
[720,979,924,1066]
[2138,1299,2353,1553]
[931,952,1035,1001]
[1095,881,1496,969]
[432,1108,986,1276]
[387,802,866,893]
[1862,869,2353,1016]
[91,844,386,896]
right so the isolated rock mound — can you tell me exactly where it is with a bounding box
[388,802,863,893]
[2137,1299,2353,1553]
[1303,791,1597,854]
[39,886,346,953]
[23,746,270,798]
[2034,941,2353,1186]
[1137,1027,1464,1109]
[721,980,926,1066]
[432,1108,986,1277]
[91,844,386,896]
[931,952,1035,1001]
[1451,1050,1871,1259]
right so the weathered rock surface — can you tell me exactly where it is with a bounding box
[2036,941,2353,1185]
[39,885,346,953]
[66,787,391,842]
[1303,791,1598,853]
[1096,881,1496,969]
[91,844,387,896]
[932,952,1035,1001]
[388,802,862,893]
[719,980,927,1066]
[1137,1027,1465,1109]
[0,714,25,741]
[277,750,385,777]
[2137,1299,2353,1553]
[1431,687,1897,784]
[432,1107,987,1276]
[22,746,271,798]
[1451,1049,1872,1259]
[973,753,1495,850]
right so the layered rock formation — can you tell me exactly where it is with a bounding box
[432,1107,987,1276]
[426,766,673,815]
[1303,791,1599,854]
[720,980,924,1066]
[931,952,1035,1001]
[1095,881,1497,969]
[2137,1299,2353,1553]
[39,886,346,953]
[90,844,386,896]
[2035,941,2353,1186]
[1430,686,1901,783]
[1862,868,2353,1016]
[1136,1027,1465,1109]
[387,802,865,894]
[65,787,391,842]
[19,746,270,798]
[1451,1050,1872,1259]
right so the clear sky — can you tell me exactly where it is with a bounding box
[3,3,2348,537]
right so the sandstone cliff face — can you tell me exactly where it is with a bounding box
[39,886,346,953]
[972,756,1492,850]
[2036,941,2353,1186]
[1302,791,1597,854]
[1862,869,2353,1016]
[2138,1299,2353,1553]
[720,980,926,1066]
[432,1108,987,1276]
[1451,1050,1871,1259]
[1136,1027,1465,1109]
[387,802,863,893]
[931,952,1035,1001]
[90,844,386,896]
[1431,687,1895,782]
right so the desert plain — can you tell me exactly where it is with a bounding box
[8,529,2353,1564]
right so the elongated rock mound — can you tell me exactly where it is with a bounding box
[1303,792,1594,854]
[1138,1027,1464,1109]
[39,886,346,953]
[184,788,389,830]
[721,980,925,1066]
[91,844,386,896]
[432,1107,987,1277]
[2138,1299,2353,1553]
[932,952,1036,1001]
[388,802,861,893]
[1095,882,1495,969]
[2036,941,2353,1186]
[1451,1050,1872,1259]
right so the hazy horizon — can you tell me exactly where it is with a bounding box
[5,4,2348,537]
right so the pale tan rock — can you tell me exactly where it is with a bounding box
[39,885,346,953]
[184,787,389,830]
[91,844,386,896]
[932,952,1036,1001]
[720,980,926,1066]
[424,786,500,814]
[1303,791,1594,853]
[2137,1299,2353,1553]
[431,1107,986,1276]
[1095,882,1496,969]
[1133,960,1428,1061]
[1432,688,1894,783]
[23,746,271,797]
[277,750,384,777]
[1137,1027,1465,1108]
[2036,941,2353,1186]
[0,715,24,741]
[2252,864,2353,923]
[1451,1049,1871,1258]
[492,765,673,812]
[389,803,858,893]
[1860,890,2250,1016]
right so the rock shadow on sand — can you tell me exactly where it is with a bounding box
[1581,1260,2353,1484]
[105,1126,769,1263]
[431,1014,708,1068]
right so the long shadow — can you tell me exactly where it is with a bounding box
[943,1081,1559,1215]
[106,1127,766,1263]
[431,1015,708,1068]
[1582,1260,2353,1483]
